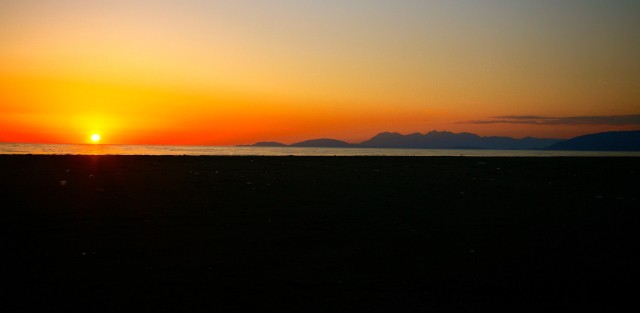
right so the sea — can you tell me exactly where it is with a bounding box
[1,143,639,157]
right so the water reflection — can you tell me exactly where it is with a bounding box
[1,143,639,157]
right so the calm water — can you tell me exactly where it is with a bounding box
[1,143,639,157]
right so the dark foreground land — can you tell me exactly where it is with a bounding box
[1,155,639,312]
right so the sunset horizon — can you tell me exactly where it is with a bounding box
[2,1,639,145]
[3,126,640,147]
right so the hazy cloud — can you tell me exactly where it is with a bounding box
[462,114,640,126]
[493,115,553,120]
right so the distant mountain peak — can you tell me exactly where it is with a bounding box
[548,130,640,151]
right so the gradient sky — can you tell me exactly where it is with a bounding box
[1,0,639,144]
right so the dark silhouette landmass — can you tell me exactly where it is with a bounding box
[360,131,560,150]
[290,138,354,148]
[245,130,561,150]
[548,130,640,151]
[245,130,640,151]
[247,141,287,147]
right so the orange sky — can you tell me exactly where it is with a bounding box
[1,1,639,145]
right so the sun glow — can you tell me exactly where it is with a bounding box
[91,133,101,143]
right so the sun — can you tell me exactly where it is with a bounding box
[91,133,101,143]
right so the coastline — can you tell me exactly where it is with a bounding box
[2,155,638,311]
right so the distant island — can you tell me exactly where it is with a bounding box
[250,142,288,147]
[547,130,640,151]
[241,130,640,151]
[290,138,354,148]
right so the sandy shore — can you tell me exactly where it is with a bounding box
[1,155,638,311]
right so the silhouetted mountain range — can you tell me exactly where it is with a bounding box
[547,130,640,151]
[360,131,559,150]
[244,130,640,151]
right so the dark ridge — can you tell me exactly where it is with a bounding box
[360,130,560,150]
[290,138,354,148]
[245,130,640,151]
[548,130,640,151]
[246,141,287,147]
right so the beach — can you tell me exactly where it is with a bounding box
[1,155,638,312]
